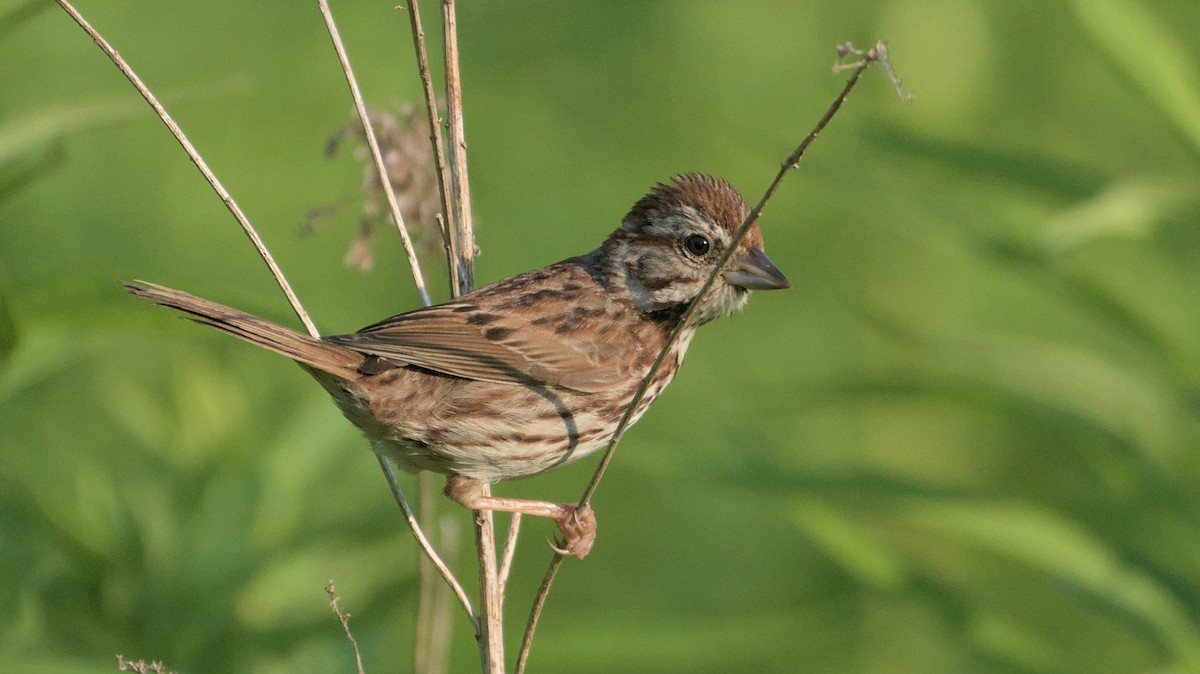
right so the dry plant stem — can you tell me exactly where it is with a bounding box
[497,513,522,597]
[441,0,475,296]
[378,456,479,630]
[64,0,479,666]
[513,556,562,674]
[403,0,458,284]
[320,7,477,669]
[319,0,432,307]
[434,2,503,671]
[326,581,367,674]
[56,0,318,337]
[580,40,887,509]
[473,492,505,674]
[513,41,893,672]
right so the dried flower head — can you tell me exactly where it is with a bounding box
[306,103,445,271]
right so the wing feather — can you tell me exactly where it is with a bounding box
[326,262,633,393]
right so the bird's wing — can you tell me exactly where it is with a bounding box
[327,267,636,393]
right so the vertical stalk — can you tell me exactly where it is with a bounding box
[437,1,498,671]
[473,490,505,673]
[441,0,475,296]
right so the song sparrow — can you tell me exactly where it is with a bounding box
[126,173,789,558]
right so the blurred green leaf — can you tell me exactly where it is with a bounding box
[1070,0,1200,159]
[0,144,63,205]
[0,286,15,370]
[790,496,910,590]
[1043,177,1196,253]
[900,500,1200,668]
[968,612,1072,673]
[0,0,49,42]
[0,103,137,166]
[867,125,1106,201]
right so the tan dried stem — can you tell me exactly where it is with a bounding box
[441,0,475,296]
[497,513,522,597]
[473,505,505,674]
[429,2,503,672]
[514,40,903,672]
[378,457,478,629]
[402,0,458,288]
[398,10,468,663]
[56,0,319,338]
[320,0,431,307]
[325,581,367,674]
[513,555,562,674]
[320,3,487,654]
[63,0,486,664]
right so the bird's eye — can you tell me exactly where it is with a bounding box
[683,233,711,257]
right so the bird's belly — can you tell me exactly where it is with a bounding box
[375,403,619,481]
[347,372,646,481]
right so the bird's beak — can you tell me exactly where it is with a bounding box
[723,247,790,290]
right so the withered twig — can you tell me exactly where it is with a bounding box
[325,581,367,674]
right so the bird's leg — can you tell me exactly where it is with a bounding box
[444,475,596,559]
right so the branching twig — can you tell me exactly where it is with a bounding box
[55,0,319,338]
[116,655,175,674]
[319,0,431,307]
[326,581,367,674]
[514,40,904,671]
[834,41,911,103]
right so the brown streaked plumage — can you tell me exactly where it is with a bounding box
[125,173,789,558]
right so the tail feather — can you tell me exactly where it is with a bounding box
[125,281,363,380]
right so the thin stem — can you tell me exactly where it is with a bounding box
[402,0,458,289]
[441,0,475,296]
[319,7,483,668]
[513,555,562,674]
[497,513,522,597]
[377,457,479,631]
[515,41,894,670]
[319,0,432,307]
[578,42,882,510]
[434,2,500,671]
[473,486,505,674]
[56,0,318,337]
[326,581,367,674]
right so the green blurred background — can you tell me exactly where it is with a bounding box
[4,0,1200,672]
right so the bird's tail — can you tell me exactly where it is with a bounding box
[125,281,363,380]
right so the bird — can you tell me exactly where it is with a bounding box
[125,173,789,558]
